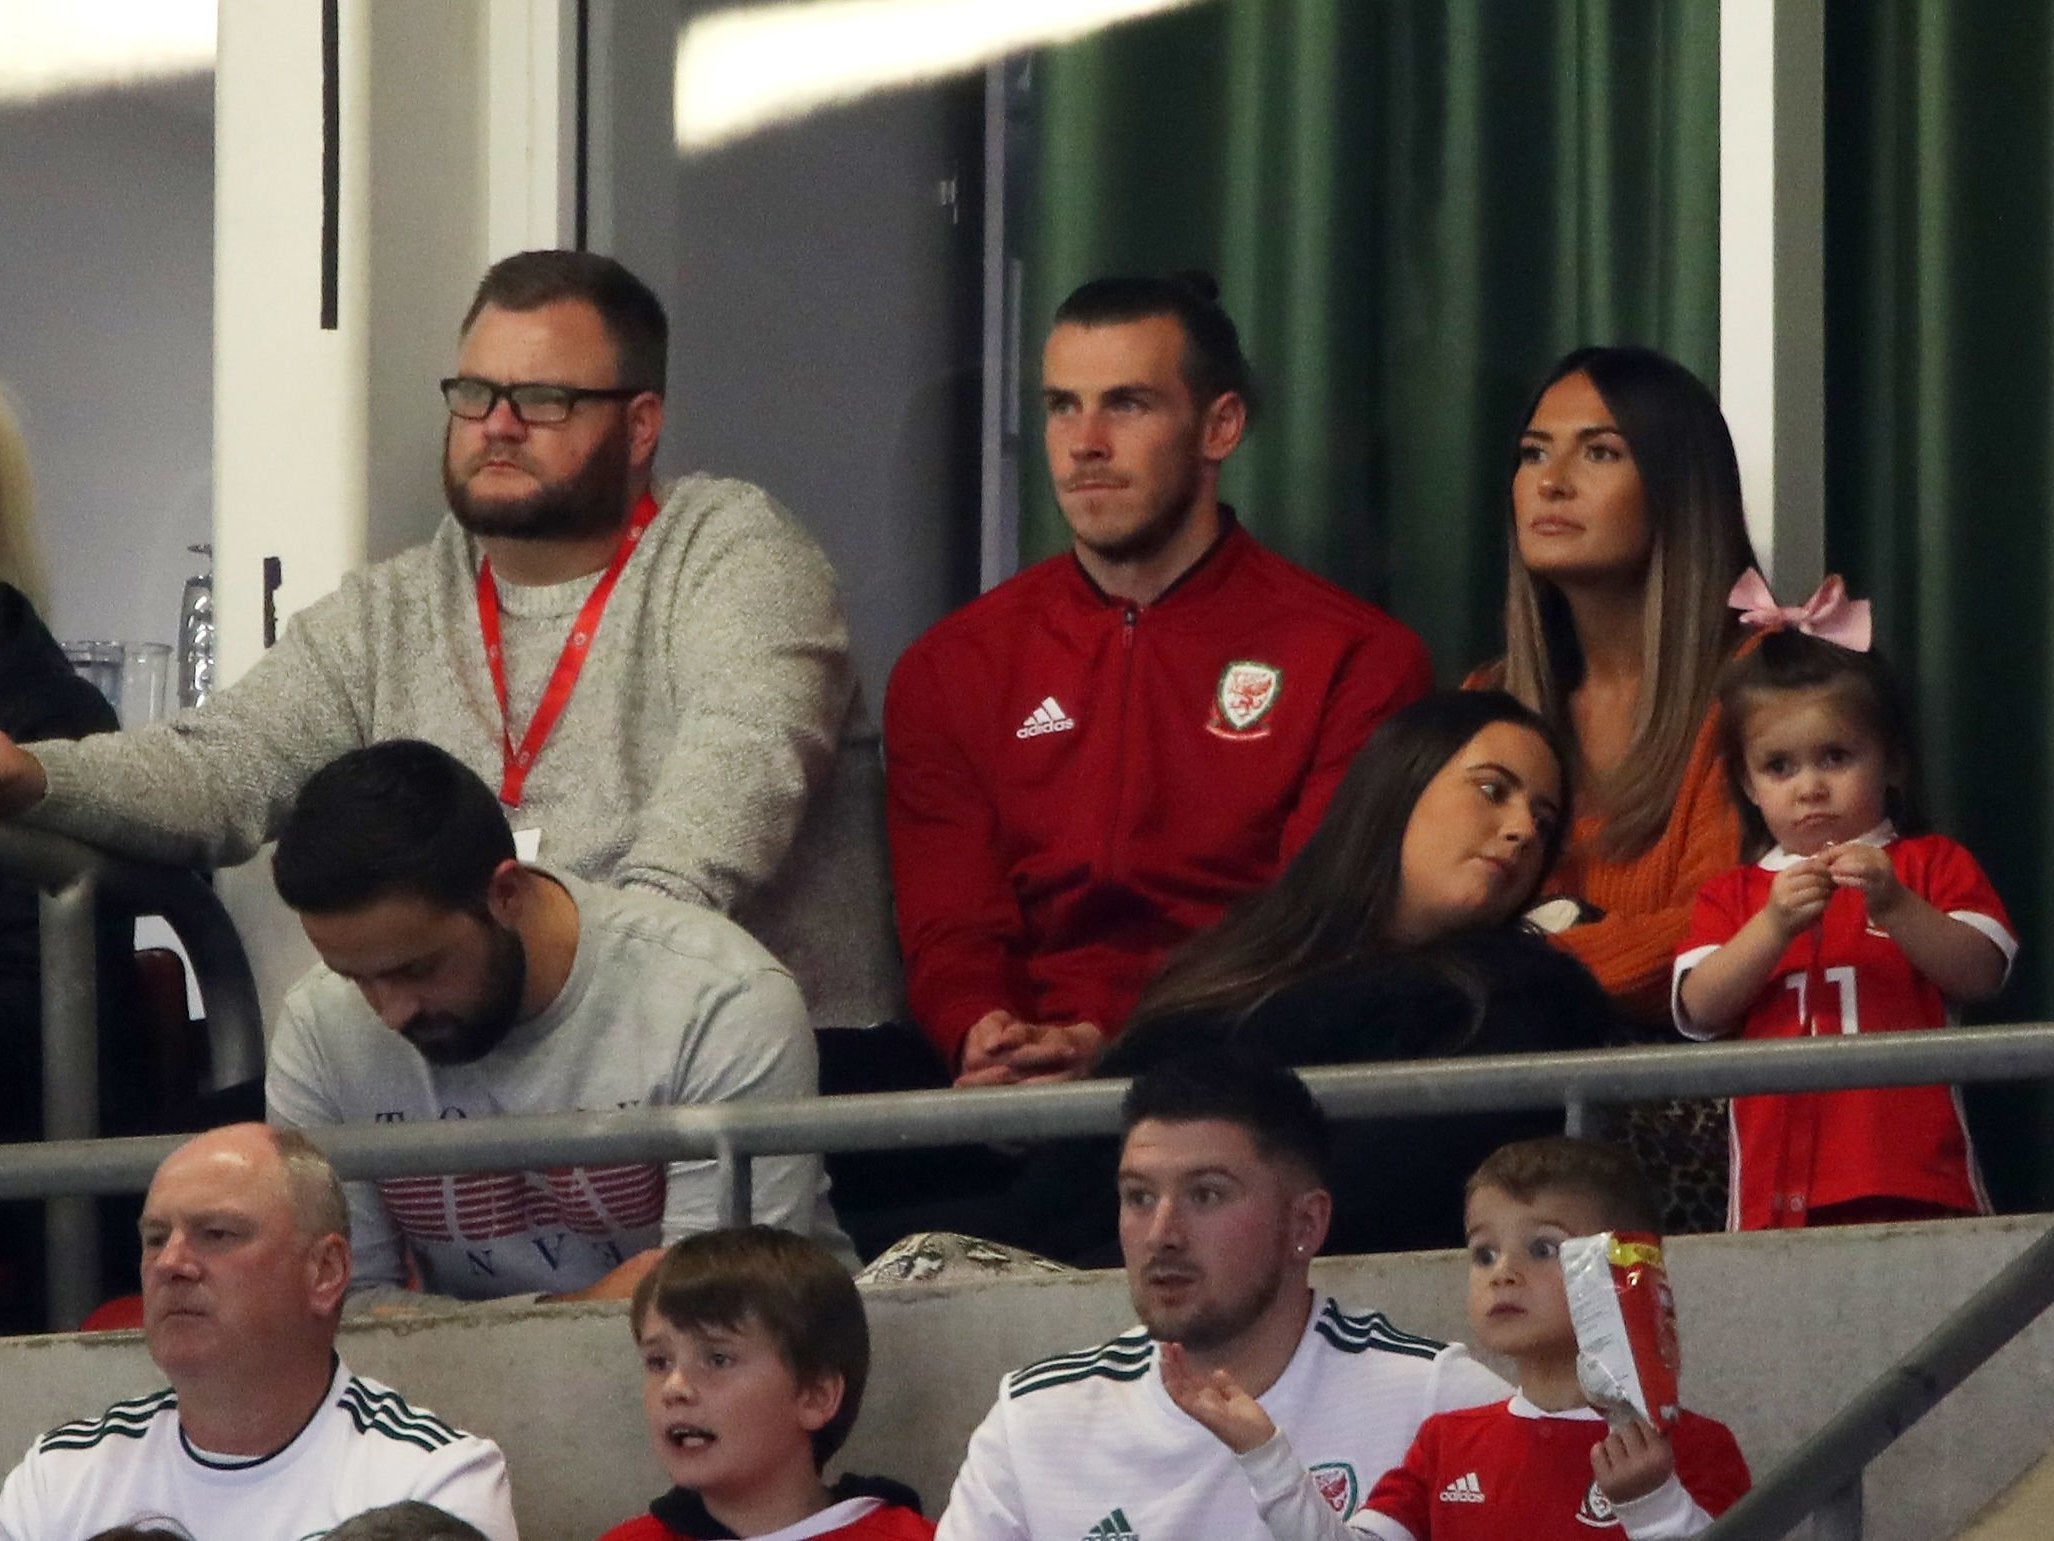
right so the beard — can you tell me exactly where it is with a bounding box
[444,412,634,544]
[1131,1245,1291,1354]
[400,923,529,1066]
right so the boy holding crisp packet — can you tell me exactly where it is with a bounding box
[1162,1137,1750,1538]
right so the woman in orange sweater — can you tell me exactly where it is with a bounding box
[1473,345,1758,1231]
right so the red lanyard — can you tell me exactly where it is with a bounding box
[475,492,660,807]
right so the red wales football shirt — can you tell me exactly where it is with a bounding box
[1673,829,2016,1229]
[1354,1397,1749,1538]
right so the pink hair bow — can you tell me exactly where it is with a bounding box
[1727,569,1872,651]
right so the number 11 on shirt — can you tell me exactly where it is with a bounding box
[1786,967,1860,1034]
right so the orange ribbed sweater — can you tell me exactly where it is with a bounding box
[1547,704,1742,1023]
[1467,669,1743,1024]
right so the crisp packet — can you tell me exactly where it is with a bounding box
[1561,1230,1681,1429]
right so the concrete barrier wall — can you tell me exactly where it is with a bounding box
[1,1215,2050,1540]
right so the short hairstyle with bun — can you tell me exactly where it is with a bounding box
[1052,271,1258,423]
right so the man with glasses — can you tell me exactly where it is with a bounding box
[0,250,898,1032]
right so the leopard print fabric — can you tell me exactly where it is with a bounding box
[1594,1097,1731,1236]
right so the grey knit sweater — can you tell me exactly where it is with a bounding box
[26,475,902,1026]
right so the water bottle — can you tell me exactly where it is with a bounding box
[177,543,214,710]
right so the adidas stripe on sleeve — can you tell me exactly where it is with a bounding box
[0,1364,516,1541]
[938,1300,1505,1541]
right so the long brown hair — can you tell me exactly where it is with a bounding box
[1129,691,1569,1031]
[1500,346,1756,860]
[0,387,50,616]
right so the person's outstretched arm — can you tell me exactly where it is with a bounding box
[1161,1343,1408,1541]
[6,594,371,865]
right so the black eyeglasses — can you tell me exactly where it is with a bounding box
[440,376,643,425]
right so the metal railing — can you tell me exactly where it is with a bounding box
[4,1024,2054,1206]
[0,826,265,1324]
[1700,1218,2054,1540]
[1,1011,2050,1536]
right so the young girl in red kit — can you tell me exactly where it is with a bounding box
[1672,575,2015,1230]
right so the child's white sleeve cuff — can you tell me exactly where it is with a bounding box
[1236,1429,1309,1507]
[1613,1473,1717,1539]
[1671,946,1722,1039]
[1950,909,2019,986]
[1235,1433,1408,1541]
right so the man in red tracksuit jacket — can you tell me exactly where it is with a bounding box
[884,273,1432,1088]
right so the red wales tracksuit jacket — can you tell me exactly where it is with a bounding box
[884,521,1432,1064]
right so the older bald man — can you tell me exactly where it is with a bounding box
[0,1125,517,1541]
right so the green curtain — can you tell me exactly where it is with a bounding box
[1020,0,1721,679]
[1825,0,2054,1203]
[1021,0,2054,1202]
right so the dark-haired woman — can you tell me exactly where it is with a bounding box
[1471,345,1760,1232]
[987,691,1616,1263]
[1099,690,1615,1254]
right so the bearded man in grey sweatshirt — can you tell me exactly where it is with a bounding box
[267,740,848,1307]
[0,250,897,1028]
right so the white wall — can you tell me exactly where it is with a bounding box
[0,75,215,647]
[212,0,494,683]
[207,0,504,1030]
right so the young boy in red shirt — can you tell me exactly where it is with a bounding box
[600,1227,933,1541]
[1163,1137,1751,1538]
